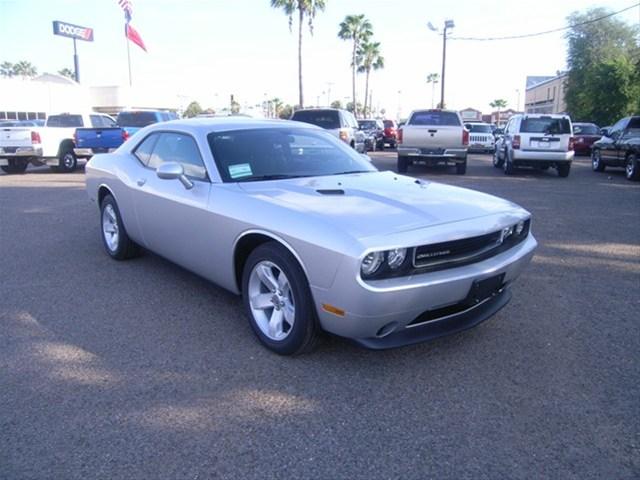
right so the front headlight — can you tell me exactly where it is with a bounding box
[387,248,407,269]
[361,251,384,277]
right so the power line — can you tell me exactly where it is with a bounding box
[448,2,640,41]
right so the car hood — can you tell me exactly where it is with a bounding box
[238,171,524,240]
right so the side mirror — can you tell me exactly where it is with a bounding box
[156,161,193,190]
[600,128,609,137]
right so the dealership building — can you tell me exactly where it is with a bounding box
[524,73,568,114]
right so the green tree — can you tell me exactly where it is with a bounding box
[330,99,342,109]
[183,101,203,118]
[338,14,372,118]
[426,73,440,108]
[271,97,284,117]
[12,60,37,78]
[346,101,363,115]
[271,0,327,108]
[357,40,384,118]
[1,61,14,78]
[279,104,294,119]
[490,99,508,126]
[58,68,75,79]
[565,7,639,124]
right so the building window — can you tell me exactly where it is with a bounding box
[7,112,16,120]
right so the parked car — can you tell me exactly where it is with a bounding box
[493,114,574,177]
[591,116,640,181]
[572,122,601,156]
[358,119,384,151]
[75,110,178,159]
[0,112,116,174]
[464,122,496,153]
[86,118,537,354]
[382,119,398,147]
[291,108,365,153]
[397,109,469,174]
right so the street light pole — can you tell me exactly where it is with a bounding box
[440,19,454,109]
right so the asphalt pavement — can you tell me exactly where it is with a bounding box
[1,154,639,479]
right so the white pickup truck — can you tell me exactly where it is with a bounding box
[0,112,116,174]
[397,109,469,175]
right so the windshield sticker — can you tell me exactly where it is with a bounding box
[228,163,253,179]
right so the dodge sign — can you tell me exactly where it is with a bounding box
[52,21,94,42]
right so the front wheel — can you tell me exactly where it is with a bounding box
[493,149,504,168]
[503,152,515,175]
[557,163,571,178]
[56,150,77,173]
[397,155,409,173]
[592,149,605,172]
[626,154,640,181]
[0,158,29,174]
[100,194,141,260]
[242,242,319,355]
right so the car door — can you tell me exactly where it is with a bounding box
[601,118,627,164]
[130,131,213,274]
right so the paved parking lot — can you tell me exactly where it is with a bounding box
[1,153,639,479]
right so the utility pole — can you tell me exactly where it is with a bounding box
[440,19,454,109]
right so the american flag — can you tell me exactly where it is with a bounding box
[117,0,133,22]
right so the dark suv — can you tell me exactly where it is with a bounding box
[358,119,384,151]
[291,108,365,153]
[591,116,640,181]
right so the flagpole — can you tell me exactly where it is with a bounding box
[126,23,132,86]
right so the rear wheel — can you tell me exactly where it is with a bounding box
[242,242,318,355]
[557,163,571,178]
[0,158,29,174]
[56,149,77,173]
[626,153,640,181]
[592,149,605,172]
[397,155,409,173]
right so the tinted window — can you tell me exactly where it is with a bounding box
[291,110,340,129]
[626,117,640,131]
[90,115,106,127]
[148,133,207,179]
[468,124,492,133]
[117,111,159,128]
[134,134,160,165]
[47,115,83,127]
[409,111,461,126]
[521,117,571,134]
[103,116,117,127]
[573,124,599,135]
[383,120,395,128]
[208,128,375,183]
[358,120,377,129]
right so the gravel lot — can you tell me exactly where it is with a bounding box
[1,154,639,479]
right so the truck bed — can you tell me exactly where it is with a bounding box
[75,127,124,153]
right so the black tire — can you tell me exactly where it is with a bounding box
[242,242,319,355]
[538,165,550,171]
[0,158,29,174]
[57,149,77,173]
[397,155,409,173]
[592,149,605,172]
[99,194,141,260]
[493,148,504,168]
[503,151,514,175]
[455,158,467,175]
[557,163,571,178]
[377,140,384,150]
[625,153,640,181]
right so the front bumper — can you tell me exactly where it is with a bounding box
[397,146,467,161]
[311,234,537,348]
[513,150,574,162]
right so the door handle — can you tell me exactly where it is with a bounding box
[137,178,146,186]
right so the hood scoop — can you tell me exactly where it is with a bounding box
[316,189,345,195]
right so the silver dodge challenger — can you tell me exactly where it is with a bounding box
[86,118,537,355]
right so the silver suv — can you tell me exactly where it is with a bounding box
[291,108,365,153]
[494,114,574,177]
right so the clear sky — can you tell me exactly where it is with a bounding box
[1,0,638,117]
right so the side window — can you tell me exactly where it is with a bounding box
[90,115,105,127]
[133,134,160,166]
[345,112,358,129]
[148,132,207,180]
[102,115,117,127]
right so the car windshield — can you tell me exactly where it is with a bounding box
[291,110,340,129]
[117,111,158,127]
[467,124,493,133]
[208,127,376,183]
[383,120,395,128]
[409,111,461,126]
[47,115,83,127]
[573,124,599,135]
[521,117,571,134]
[358,120,377,129]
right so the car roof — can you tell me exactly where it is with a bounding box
[146,117,320,134]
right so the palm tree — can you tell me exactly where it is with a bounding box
[338,14,372,118]
[58,68,75,79]
[12,61,37,78]
[271,0,327,108]
[271,97,284,118]
[356,41,384,118]
[490,99,508,126]
[0,61,15,78]
[426,73,440,108]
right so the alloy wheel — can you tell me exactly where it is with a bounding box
[102,204,120,252]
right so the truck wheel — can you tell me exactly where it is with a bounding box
[455,158,467,175]
[557,163,571,178]
[625,154,640,181]
[493,149,504,168]
[397,155,409,173]
[503,152,515,175]
[57,150,77,173]
[100,194,141,260]
[592,149,605,172]
[1,158,29,174]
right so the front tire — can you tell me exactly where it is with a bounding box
[242,242,319,355]
[592,149,605,172]
[56,149,77,173]
[397,155,409,173]
[503,151,514,175]
[493,148,504,168]
[626,153,640,181]
[557,163,571,178]
[100,194,141,260]
[0,158,29,174]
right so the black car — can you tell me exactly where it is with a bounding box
[358,119,385,151]
[591,116,640,181]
